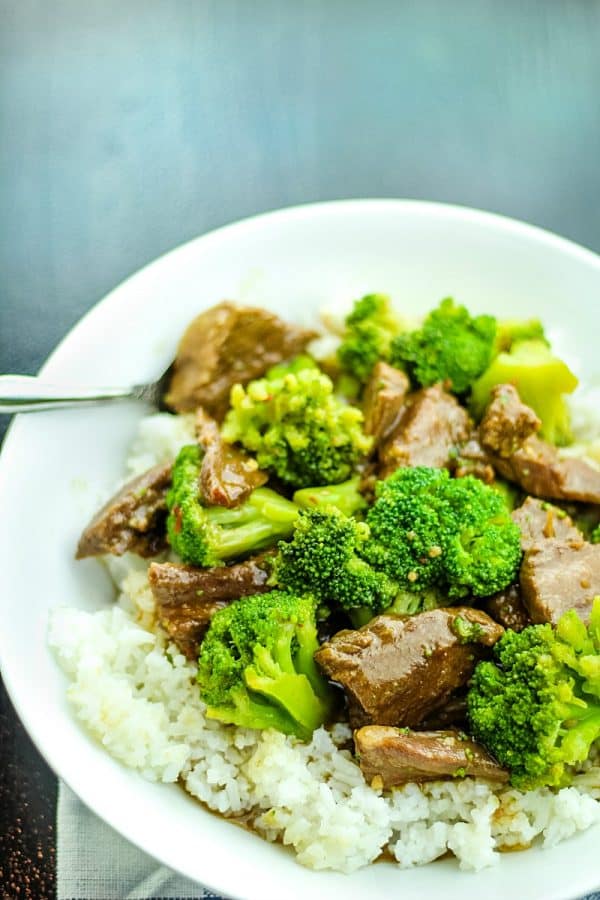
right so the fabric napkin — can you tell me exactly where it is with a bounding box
[57,783,222,900]
[57,780,600,900]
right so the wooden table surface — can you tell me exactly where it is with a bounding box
[2,2,600,897]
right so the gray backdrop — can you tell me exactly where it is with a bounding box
[2,0,600,388]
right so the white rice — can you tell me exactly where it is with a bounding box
[48,410,600,873]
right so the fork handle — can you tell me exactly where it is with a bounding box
[0,375,134,413]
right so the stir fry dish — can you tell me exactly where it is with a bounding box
[53,296,600,872]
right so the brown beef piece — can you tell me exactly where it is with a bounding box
[164,302,317,419]
[484,584,531,632]
[492,437,600,504]
[196,408,267,507]
[314,608,503,729]
[452,432,495,483]
[148,554,273,657]
[520,540,600,625]
[76,463,172,559]
[480,383,541,457]
[512,496,582,551]
[480,385,600,504]
[379,384,472,478]
[355,727,508,788]
[363,362,409,443]
[510,495,599,626]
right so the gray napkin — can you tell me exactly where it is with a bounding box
[57,783,222,900]
[57,780,600,900]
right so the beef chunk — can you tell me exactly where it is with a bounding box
[484,583,531,632]
[480,385,600,504]
[510,496,599,626]
[149,554,273,657]
[165,302,316,419]
[492,437,600,504]
[196,408,267,507]
[363,362,409,443]
[480,383,541,457]
[314,608,503,729]
[354,727,508,788]
[379,384,472,478]
[76,463,171,559]
[452,432,495,483]
[520,540,600,625]
[512,496,582,551]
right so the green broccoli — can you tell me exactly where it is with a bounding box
[337,293,403,384]
[441,475,523,598]
[221,363,372,488]
[471,339,578,445]
[197,591,334,740]
[292,476,367,518]
[592,524,600,544]
[363,466,449,590]
[467,601,600,790]
[494,319,548,354]
[363,466,521,598]
[389,298,497,394]
[272,507,398,614]
[166,445,299,566]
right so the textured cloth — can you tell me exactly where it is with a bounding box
[57,783,222,900]
[57,780,600,900]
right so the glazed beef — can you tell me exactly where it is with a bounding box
[480,384,600,504]
[479,384,541,457]
[148,554,273,657]
[507,496,600,626]
[165,302,316,419]
[452,432,495,483]
[76,462,171,559]
[484,583,531,632]
[520,540,600,626]
[512,496,582,551]
[379,383,472,478]
[354,727,508,788]
[196,408,267,507]
[314,608,503,729]
[363,362,409,443]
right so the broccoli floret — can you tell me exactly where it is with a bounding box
[197,591,334,740]
[337,294,403,383]
[592,525,600,545]
[272,507,398,614]
[221,363,372,488]
[292,476,367,518]
[363,467,450,590]
[467,601,600,789]
[494,319,548,354]
[363,467,521,598]
[441,476,522,598]
[166,445,299,566]
[471,339,578,446]
[389,298,497,394]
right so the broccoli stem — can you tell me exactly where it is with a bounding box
[205,487,299,560]
[560,705,600,764]
[293,477,367,517]
[244,663,330,739]
[206,687,299,735]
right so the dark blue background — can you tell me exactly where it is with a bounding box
[2,2,600,896]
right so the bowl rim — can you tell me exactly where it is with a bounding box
[2,197,600,899]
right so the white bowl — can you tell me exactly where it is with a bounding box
[1,200,600,900]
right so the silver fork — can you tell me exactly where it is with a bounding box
[0,366,174,413]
